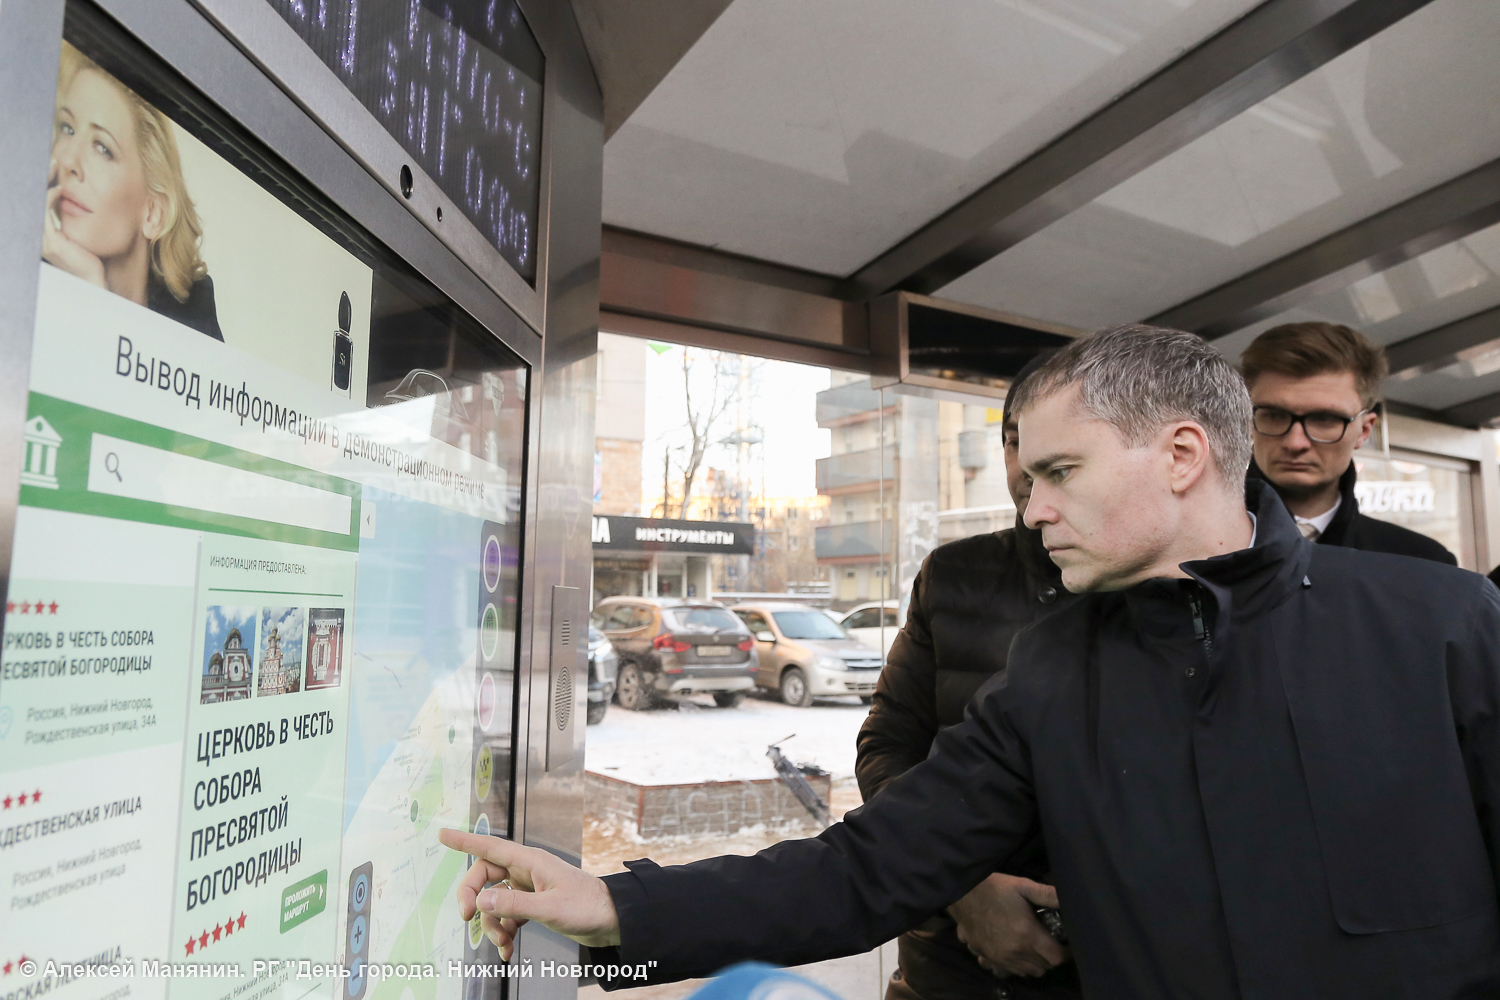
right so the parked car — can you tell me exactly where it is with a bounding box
[586,625,617,725]
[589,597,757,710]
[730,602,883,707]
[839,601,901,658]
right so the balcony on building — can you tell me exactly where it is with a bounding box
[814,520,886,560]
[816,445,896,495]
[815,381,890,427]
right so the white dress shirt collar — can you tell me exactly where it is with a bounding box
[1293,495,1341,537]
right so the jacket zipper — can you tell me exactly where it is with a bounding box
[1187,589,1213,657]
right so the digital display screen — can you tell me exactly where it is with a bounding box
[6,16,529,997]
[265,0,544,282]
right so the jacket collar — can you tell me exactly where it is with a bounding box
[1122,480,1312,639]
[1179,479,1311,622]
[1246,460,1360,546]
[1316,462,1361,546]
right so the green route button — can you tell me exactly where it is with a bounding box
[280,869,328,933]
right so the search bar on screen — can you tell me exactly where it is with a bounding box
[87,433,352,535]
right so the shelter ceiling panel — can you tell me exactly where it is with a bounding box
[603,0,1266,276]
[1385,363,1500,414]
[1210,220,1500,363]
[936,0,1500,330]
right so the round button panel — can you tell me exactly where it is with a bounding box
[351,873,370,911]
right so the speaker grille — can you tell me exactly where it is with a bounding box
[559,619,571,646]
[553,665,572,731]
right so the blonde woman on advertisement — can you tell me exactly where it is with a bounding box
[42,44,222,340]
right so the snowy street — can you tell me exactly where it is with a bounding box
[581,691,871,786]
[579,692,891,1000]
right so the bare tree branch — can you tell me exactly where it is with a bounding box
[678,350,736,517]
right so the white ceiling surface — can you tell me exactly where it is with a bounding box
[939,0,1500,331]
[602,0,1267,276]
[1214,222,1500,360]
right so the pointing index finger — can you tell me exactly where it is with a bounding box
[439,828,521,862]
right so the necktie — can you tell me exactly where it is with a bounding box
[1298,522,1320,541]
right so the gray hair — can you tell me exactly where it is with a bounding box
[1006,324,1253,484]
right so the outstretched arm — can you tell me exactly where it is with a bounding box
[443,683,1039,985]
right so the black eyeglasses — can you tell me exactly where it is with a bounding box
[1252,405,1374,444]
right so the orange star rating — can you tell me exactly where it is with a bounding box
[184,914,245,955]
[8,599,58,614]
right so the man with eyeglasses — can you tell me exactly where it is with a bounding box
[1241,322,1455,564]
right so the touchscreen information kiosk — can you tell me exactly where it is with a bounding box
[2,17,529,1000]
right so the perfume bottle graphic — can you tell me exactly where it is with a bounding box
[331,291,353,396]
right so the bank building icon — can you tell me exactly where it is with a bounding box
[21,415,62,489]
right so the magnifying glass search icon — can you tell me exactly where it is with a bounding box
[104,452,122,482]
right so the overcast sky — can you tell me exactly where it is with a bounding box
[641,344,833,503]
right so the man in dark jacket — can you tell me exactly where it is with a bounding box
[442,325,1500,999]
[858,359,1082,1000]
[1241,321,1455,564]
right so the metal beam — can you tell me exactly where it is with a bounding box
[1442,391,1500,428]
[599,227,870,355]
[1386,305,1500,382]
[598,310,875,372]
[1152,158,1500,337]
[1384,398,1448,425]
[597,229,1080,376]
[846,0,1436,299]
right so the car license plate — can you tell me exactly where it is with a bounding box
[696,645,732,657]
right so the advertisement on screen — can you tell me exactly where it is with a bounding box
[2,41,523,1000]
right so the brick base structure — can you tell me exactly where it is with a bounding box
[586,770,832,839]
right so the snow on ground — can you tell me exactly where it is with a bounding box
[582,691,870,785]
[579,695,888,999]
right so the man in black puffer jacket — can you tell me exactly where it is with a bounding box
[858,358,1083,1000]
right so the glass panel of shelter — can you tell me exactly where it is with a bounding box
[938,0,1500,329]
[591,334,1480,624]
[604,0,1269,276]
[580,330,1486,1000]
[1351,448,1476,569]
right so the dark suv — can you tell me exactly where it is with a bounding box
[589,597,758,710]
[587,625,618,725]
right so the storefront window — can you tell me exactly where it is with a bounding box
[1352,450,1474,567]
